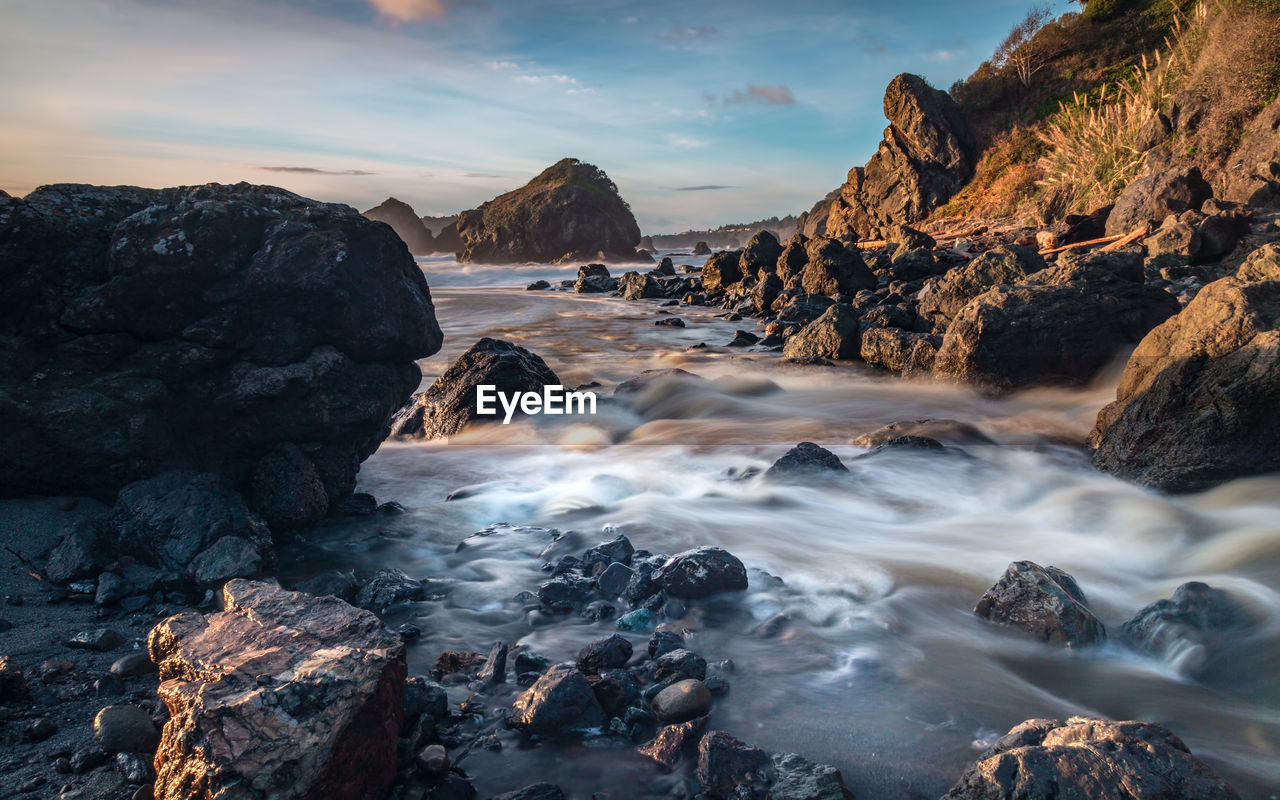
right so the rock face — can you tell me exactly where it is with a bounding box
[1091,276,1280,491]
[148,580,406,800]
[0,183,442,512]
[361,197,437,254]
[941,716,1241,799]
[1223,100,1280,207]
[455,159,641,263]
[391,338,560,440]
[781,304,861,360]
[974,561,1104,647]
[821,74,975,240]
[1105,165,1212,236]
[918,246,1044,326]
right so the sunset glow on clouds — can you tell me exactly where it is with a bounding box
[0,0,1039,230]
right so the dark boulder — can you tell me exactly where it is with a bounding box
[781,304,860,360]
[917,246,1044,326]
[0,182,442,512]
[696,731,774,799]
[654,547,748,599]
[455,159,640,263]
[1122,582,1249,677]
[362,197,436,255]
[355,568,425,610]
[574,263,616,293]
[974,561,1104,647]
[391,338,559,440]
[765,442,848,478]
[799,238,875,296]
[740,231,783,276]
[1090,277,1280,491]
[619,271,665,300]
[508,663,606,737]
[1106,165,1212,236]
[653,649,708,683]
[576,634,633,673]
[775,234,810,287]
[693,241,712,255]
[702,250,745,293]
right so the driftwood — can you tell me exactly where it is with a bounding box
[1100,226,1148,252]
[1037,226,1147,255]
[854,239,888,249]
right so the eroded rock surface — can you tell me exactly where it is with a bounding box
[974,561,1104,646]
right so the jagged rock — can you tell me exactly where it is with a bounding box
[781,304,860,360]
[355,568,425,609]
[1237,242,1280,281]
[1122,582,1249,678]
[619,271,664,299]
[697,731,774,799]
[702,250,745,293]
[775,234,810,286]
[652,679,712,723]
[693,242,712,255]
[1106,165,1212,236]
[974,561,1104,647]
[455,159,641,263]
[917,246,1044,326]
[653,649,708,683]
[941,716,1241,799]
[765,442,848,477]
[0,182,442,511]
[1223,100,1280,207]
[391,338,560,439]
[576,634,633,673]
[491,784,566,800]
[362,197,436,254]
[889,246,942,281]
[797,238,876,296]
[822,74,975,239]
[148,580,406,800]
[859,328,940,374]
[638,717,708,771]
[654,547,748,599]
[574,263,616,293]
[741,231,783,275]
[188,535,265,586]
[1091,277,1280,491]
[508,663,605,737]
[526,279,551,290]
[774,293,837,327]
[768,753,851,800]
[249,443,329,531]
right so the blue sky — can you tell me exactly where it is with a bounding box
[0,0,1055,231]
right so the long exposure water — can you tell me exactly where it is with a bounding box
[282,255,1280,799]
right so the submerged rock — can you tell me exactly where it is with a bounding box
[654,547,748,599]
[942,716,1241,799]
[765,442,848,478]
[974,561,1104,647]
[148,580,406,800]
[1122,581,1249,677]
[781,304,861,360]
[508,663,606,737]
[391,338,560,440]
[768,752,852,800]
[638,717,708,771]
[697,731,774,799]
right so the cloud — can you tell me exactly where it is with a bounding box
[364,0,447,23]
[514,73,579,86]
[486,60,520,70]
[656,25,718,44]
[674,184,733,191]
[254,166,375,176]
[668,135,708,149]
[714,84,796,107]
[464,172,504,178]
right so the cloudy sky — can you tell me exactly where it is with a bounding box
[0,0,1047,231]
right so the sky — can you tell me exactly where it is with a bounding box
[0,0,1052,232]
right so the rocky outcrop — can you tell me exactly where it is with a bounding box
[781,304,861,360]
[820,74,975,240]
[362,197,436,254]
[455,159,642,263]
[1222,100,1280,207]
[797,238,876,296]
[1105,165,1212,236]
[391,338,560,440]
[1090,276,1280,491]
[148,580,406,800]
[974,561,1104,647]
[917,246,1044,326]
[942,716,1240,799]
[0,183,442,513]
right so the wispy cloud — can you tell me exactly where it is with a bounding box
[674,184,733,191]
[486,60,520,70]
[710,84,796,107]
[656,25,719,44]
[364,0,447,23]
[254,166,376,176]
[464,172,504,178]
[668,135,709,150]
[514,73,579,86]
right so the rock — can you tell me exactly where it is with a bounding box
[596,562,634,597]
[538,575,594,613]
[46,523,103,583]
[768,753,851,800]
[188,535,264,585]
[619,271,664,300]
[741,231,783,275]
[819,74,974,239]
[147,580,406,800]
[918,246,1044,326]
[1223,100,1280,206]
[508,663,606,737]
[526,279,551,291]
[355,568,425,609]
[576,634,633,673]
[613,367,700,398]
[490,784,566,800]
[765,442,848,477]
[391,338,560,439]
[66,628,125,651]
[697,731,775,799]
[781,304,860,359]
[0,182,442,510]
[433,650,487,680]
[583,534,635,571]
[26,717,58,741]
[1122,582,1248,677]
[889,246,941,281]
[1106,165,1212,236]
[648,630,685,659]
[1090,277,1280,491]
[455,159,640,263]
[95,572,131,606]
[573,263,615,293]
[93,705,159,754]
[110,652,156,678]
[416,744,450,775]
[854,418,994,447]
[654,548,748,599]
[654,649,708,683]
[654,317,686,327]
[651,679,712,723]
[885,224,936,251]
[248,443,328,531]
[362,197,436,255]
[296,569,359,601]
[591,667,641,718]
[117,751,154,784]
[859,327,940,373]
[405,676,449,722]
[974,561,1104,647]
[693,242,712,255]
[702,250,745,293]
[615,608,654,632]
[1237,242,1280,282]
[941,716,1241,799]
[638,717,708,771]
[0,655,28,701]
[799,238,876,296]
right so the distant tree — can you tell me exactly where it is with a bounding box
[995,5,1055,88]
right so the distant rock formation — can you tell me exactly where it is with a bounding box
[433,220,462,254]
[455,158,642,263]
[362,197,437,255]
[805,74,975,240]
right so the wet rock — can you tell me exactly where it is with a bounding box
[538,574,594,613]
[574,263,615,293]
[491,784,566,800]
[582,534,635,573]
[1122,582,1249,677]
[765,442,848,478]
[693,241,712,255]
[526,279,551,291]
[148,579,406,800]
[697,731,775,799]
[652,679,712,723]
[654,648,708,684]
[188,535,265,585]
[613,367,701,398]
[768,752,851,800]
[1090,277,1280,491]
[71,744,110,773]
[637,717,708,772]
[110,652,157,678]
[95,572,131,606]
[941,716,1241,799]
[859,327,940,374]
[619,271,665,300]
[858,435,945,458]
[703,250,745,293]
[781,304,860,360]
[433,650,487,680]
[356,568,425,610]
[654,316,686,328]
[648,630,685,659]
[514,651,551,678]
[0,183,441,509]
[853,418,994,447]
[576,634,633,673]
[1106,165,1212,236]
[508,663,606,737]
[592,668,642,718]
[296,569,359,601]
[654,548,748,599]
[93,705,159,754]
[405,676,449,723]
[391,338,560,440]
[596,562,634,597]
[117,751,154,784]
[615,608,654,632]
[0,655,29,701]
[416,743,450,775]
[975,561,1104,647]
[728,330,761,347]
[918,246,1044,326]
[66,628,125,652]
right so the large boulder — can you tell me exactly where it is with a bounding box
[1090,277,1280,491]
[619,271,665,300]
[974,561,1104,647]
[822,74,975,239]
[391,338,560,440]
[654,547,748,599]
[781,304,861,360]
[455,158,641,263]
[933,255,1179,392]
[859,328,940,374]
[148,580,406,800]
[508,663,605,737]
[1105,165,1212,236]
[917,246,1044,326]
[1237,242,1280,282]
[1222,100,1280,207]
[361,197,436,255]
[942,716,1241,799]
[740,231,783,276]
[798,238,876,296]
[0,183,442,511]
[702,250,745,294]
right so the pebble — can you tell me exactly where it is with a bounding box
[615,608,654,633]
[651,679,713,723]
[65,629,125,652]
[110,653,156,678]
[93,705,159,754]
